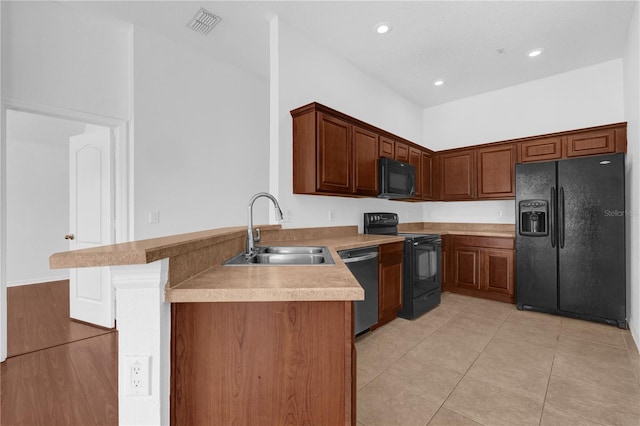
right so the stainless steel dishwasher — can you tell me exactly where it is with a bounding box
[339,246,379,335]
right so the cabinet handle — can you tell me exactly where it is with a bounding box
[559,187,565,249]
[550,187,556,248]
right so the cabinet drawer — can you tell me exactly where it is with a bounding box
[452,235,514,250]
[379,242,403,262]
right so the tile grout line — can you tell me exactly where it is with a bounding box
[429,310,510,426]
[537,332,559,426]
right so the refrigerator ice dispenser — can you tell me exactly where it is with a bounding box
[519,200,548,236]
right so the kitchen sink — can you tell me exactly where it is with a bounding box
[262,246,324,254]
[224,246,335,266]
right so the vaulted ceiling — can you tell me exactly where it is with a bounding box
[69,1,637,108]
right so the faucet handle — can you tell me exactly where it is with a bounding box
[254,228,261,244]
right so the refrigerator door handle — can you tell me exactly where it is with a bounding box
[550,187,556,248]
[559,186,565,249]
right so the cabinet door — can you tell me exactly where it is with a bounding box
[452,247,481,290]
[477,144,516,199]
[378,242,403,327]
[395,141,409,162]
[408,147,422,199]
[379,136,395,159]
[482,249,514,296]
[317,112,353,193]
[440,149,476,200]
[421,152,433,200]
[519,136,563,163]
[565,128,617,158]
[352,126,379,196]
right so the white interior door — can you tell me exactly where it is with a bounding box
[68,132,114,328]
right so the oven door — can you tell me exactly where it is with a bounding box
[409,239,441,298]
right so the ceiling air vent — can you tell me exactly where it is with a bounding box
[187,8,221,35]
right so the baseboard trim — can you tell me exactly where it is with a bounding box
[7,275,70,287]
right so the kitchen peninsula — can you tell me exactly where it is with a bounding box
[50,222,514,425]
[49,224,403,425]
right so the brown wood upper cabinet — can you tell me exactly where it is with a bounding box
[317,112,353,194]
[292,104,378,197]
[379,136,395,158]
[353,125,379,196]
[292,103,626,202]
[408,147,422,199]
[519,136,563,163]
[395,141,410,162]
[519,123,626,162]
[439,149,476,200]
[477,144,516,199]
[565,126,624,158]
[421,152,433,200]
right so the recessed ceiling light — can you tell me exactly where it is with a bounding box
[374,22,392,34]
[434,79,444,86]
[527,48,544,58]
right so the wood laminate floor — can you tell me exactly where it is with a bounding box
[1,280,118,425]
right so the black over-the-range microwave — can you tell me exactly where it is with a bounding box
[378,157,416,199]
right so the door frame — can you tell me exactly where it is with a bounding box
[0,97,132,361]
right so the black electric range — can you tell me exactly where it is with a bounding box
[364,213,442,319]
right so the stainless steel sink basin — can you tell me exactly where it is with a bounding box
[263,246,324,254]
[254,253,326,264]
[224,246,335,266]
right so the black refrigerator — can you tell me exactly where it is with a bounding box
[515,153,626,328]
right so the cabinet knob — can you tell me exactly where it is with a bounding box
[64,233,75,240]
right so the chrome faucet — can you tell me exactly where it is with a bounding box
[246,192,283,257]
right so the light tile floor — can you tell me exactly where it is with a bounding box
[356,292,640,426]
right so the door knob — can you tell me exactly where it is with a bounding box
[65,234,75,240]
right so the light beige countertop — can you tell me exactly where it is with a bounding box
[166,233,405,303]
[49,222,511,304]
[398,222,515,238]
[50,225,404,303]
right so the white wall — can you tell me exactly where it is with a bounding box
[1,1,129,119]
[424,60,624,151]
[132,27,270,239]
[423,59,625,224]
[275,18,425,231]
[623,3,640,345]
[1,2,130,289]
[6,136,68,286]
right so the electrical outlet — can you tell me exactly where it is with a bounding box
[281,210,292,223]
[328,209,335,222]
[124,355,151,396]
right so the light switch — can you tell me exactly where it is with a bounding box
[148,210,160,224]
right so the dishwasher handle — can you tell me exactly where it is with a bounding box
[341,253,378,263]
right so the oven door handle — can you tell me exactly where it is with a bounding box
[413,241,440,246]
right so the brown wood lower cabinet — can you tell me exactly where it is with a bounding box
[171,301,355,425]
[376,242,404,327]
[444,235,515,304]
